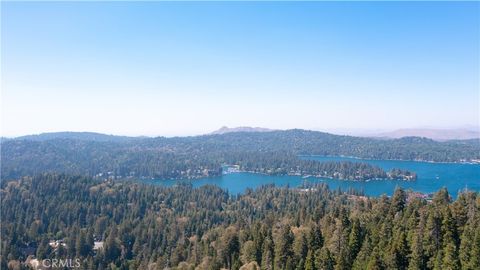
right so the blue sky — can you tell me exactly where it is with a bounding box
[2,2,479,136]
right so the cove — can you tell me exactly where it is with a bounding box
[142,156,480,198]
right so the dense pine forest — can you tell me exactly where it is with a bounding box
[2,174,479,270]
[2,129,477,180]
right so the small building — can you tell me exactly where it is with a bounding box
[93,241,104,251]
[48,240,66,250]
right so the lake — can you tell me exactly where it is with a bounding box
[142,156,480,198]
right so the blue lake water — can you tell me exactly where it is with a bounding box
[142,156,480,198]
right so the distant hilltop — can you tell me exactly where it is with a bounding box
[209,126,480,141]
[210,126,275,135]
[6,131,145,142]
[370,128,480,141]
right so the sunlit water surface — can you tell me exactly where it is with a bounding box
[141,156,480,198]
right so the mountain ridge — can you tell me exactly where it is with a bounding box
[4,128,480,143]
[7,131,145,142]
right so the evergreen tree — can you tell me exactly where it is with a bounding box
[36,237,50,259]
[442,241,460,270]
[221,229,240,269]
[348,219,363,265]
[366,247,385,270]
[335,251,349,270]
[309,224,324,252]
[76,230,89,257]
[261,233,274,270]
[351,236,373,270]
[408,227,425,270]
[294,233,308,266]
[459,225,473,268]
[285,257,295,270]
[296,259,305,270]
[274,225,294,270]
[387,230,409,270]
[432,251,443,270]
[304,250,316,270]
[390,187,406,214]
[104,227,121,262]
[424,211,442,268]
[316,247,335,270]
[442,208,459,247]
[441,208,460,270]
[377,217,393,251]
[241,240,258,265]
[466,226,480,269]
[330,219,348,257]
[433,188,450,206]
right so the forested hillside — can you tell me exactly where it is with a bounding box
[1,174,479,270]
[11,132,142,142]
[2,129,477,181]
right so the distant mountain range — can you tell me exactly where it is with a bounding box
[3,127,479,142]
[5,131,144,142]
[210,126,275,135]
[369,128,480,141]
[209,126,480,141]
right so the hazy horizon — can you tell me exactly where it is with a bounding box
[2,2,479,137]
[3,124,480,139]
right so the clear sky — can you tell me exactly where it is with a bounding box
[2,1,479,137]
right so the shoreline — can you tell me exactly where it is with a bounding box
[298,154,480,165]
[144,169,415,183]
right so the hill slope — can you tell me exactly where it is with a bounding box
[1,129,478,180]
[12,131,143,142]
